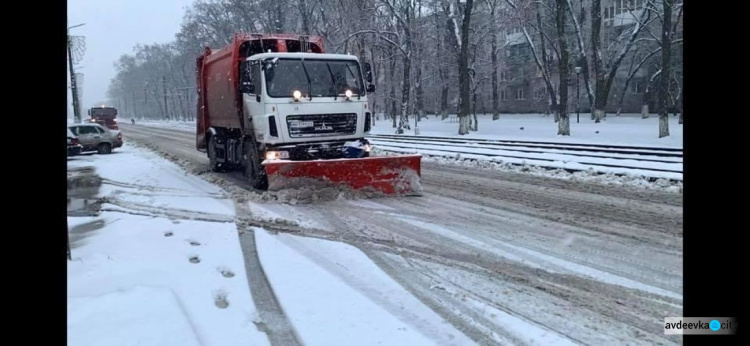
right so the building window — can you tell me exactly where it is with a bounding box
[500,71,508,82]
[500,89,508,101]
[615,0,640,14]
[516,88,525,100]
[604,6,615,20]
[615,0,625,14]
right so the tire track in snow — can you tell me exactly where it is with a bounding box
[237,228,303,346]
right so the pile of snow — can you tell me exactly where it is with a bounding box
[372,149,682,193]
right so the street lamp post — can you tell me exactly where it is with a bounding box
[575,66,581,124]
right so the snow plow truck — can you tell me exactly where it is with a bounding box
[195,33,421,194]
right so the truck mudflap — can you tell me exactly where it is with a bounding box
[262,154,423,196]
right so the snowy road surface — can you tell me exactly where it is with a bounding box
[117,123,683,345]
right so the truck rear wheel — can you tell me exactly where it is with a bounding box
[243,142,268,190]
[207,136,223,172]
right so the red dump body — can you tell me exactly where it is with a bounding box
[195,33,325,150]
[89,107,119,130]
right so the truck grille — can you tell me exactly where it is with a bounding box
[286,113,357,138]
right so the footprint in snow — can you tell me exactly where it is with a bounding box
[189,255,201,264]
[218,268,235,278]
[214,291,229,309]
[187,240,201,246]
[164,231,174,237]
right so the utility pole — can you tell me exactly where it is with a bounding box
[67,23,85,123]
[162,76,168,120]
[68,39,81,123]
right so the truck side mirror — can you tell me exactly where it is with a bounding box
[240,83,255,94]
[366,84,376,93]
[363,62,373,84]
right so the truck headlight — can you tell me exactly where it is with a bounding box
[265,151,290,160]
[293,90,302,101]
[345,89,353,98]
[364,144,372,152]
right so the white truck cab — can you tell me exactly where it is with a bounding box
[239,53,374,160]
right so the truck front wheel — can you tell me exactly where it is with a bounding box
[243,142,268,190]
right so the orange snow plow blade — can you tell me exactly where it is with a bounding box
[262,155,423,195]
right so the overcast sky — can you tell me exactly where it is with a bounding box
[68,0,193,113]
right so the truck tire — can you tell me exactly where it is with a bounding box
[243,142,268,190]
[207,135,223,172]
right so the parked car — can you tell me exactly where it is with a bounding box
[67,128,82,156]
[68,123,123,154]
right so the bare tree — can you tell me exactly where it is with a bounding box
[435,12,451,120]
[389,46,399,128]
[414,0,426,124]
[590,0,653,123]
[566,0,594,117]
[108,0,682,132]
[485,0,501,120]
[458,0,475,135]
[505,0,560,123]
[641,67,661,118]
[657,0,672,137]
[616,47,661,116]
[556,0,570,135]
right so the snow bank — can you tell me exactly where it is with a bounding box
[373,149,682,193]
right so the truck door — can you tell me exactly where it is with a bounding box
[242,61,265,130]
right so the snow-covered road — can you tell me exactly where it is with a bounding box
[113,123,683,345]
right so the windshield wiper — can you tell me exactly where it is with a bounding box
[325,62,338,100]
[345,64,361,100]
[300,59,312,100]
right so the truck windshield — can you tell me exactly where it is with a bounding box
[264,59,364,98]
